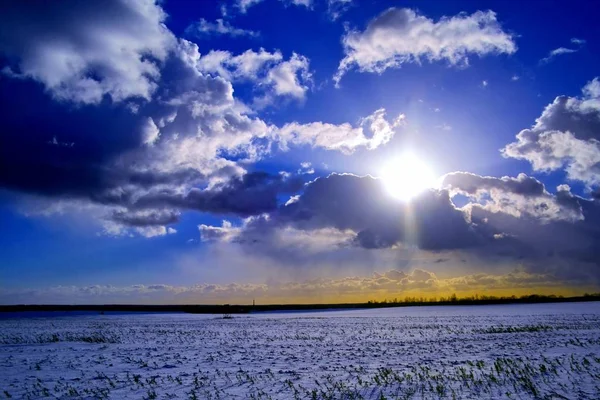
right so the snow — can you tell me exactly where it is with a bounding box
[1,302,599,399]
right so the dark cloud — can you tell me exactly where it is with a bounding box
[0,2,290,228]
[0,77,145,198]
[133,172,304,217]
[441,172,600,276]
[244,173,481,250]
[217,172,600,284]
[442,172,545,197]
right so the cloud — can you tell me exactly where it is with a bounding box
[0,0,175,104]
[195,48,312,106]
[540,38,585,64]
[110,209,180,227]
[298,162,315,175]
[335,8,516,85]
[438,171,600,279]
[502,77,600,187]
[131,172,305,217]
[236,0,311,14]
[327,0,354,21]
[194,171,600,285]
[540,48,577,64]
[442,172,583,222]
[442,172,546,197]
[236,173,480,251]
[0,28,398,238]
[185,18,258,38]
[266,53,312,99]
[0,267,578,304]
[135,225,177,238]
[199,220,242,242]
[277,109,405,154]
[237,0,264,13]
[141,118,161,146]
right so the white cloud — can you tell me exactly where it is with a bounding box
[136,226,177,238]
[539,38,585,64]
[0,0,175,104]
[298,162,315,174]
[443,172,583,223]
[327,0,353,21]
[185,18,258,38]
[540,47,577,64]
[237,0,264,13]
[288,0,312,6]
[335,8,516,85]
[199,220,243,242]
[277,108,405,154]
[502,77,600,187]
[236,0,311,14]
[142,117,161,146]
[266,53,312,99]
[195,48,311,105]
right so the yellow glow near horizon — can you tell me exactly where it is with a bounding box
[380,152,437,201]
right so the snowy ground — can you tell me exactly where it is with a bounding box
[1,302,600,399]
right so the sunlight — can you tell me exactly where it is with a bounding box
[380,152,437,201]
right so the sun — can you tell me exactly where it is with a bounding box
[380,152,437,201]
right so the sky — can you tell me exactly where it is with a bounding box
[1,0,600,304]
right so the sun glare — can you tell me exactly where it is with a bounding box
[380,152,437,201]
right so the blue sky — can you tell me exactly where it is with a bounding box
[1,0,599,304]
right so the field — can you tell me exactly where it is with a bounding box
[1,302,600,399]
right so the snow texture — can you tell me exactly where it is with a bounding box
[1,302,600,399]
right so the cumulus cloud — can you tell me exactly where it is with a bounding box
[277,109,405,154]
[442,172,583,222]
[0,28,397,238]
[265,53,312,100]
[436,171,600,278]
[0,0,175,104]
[335,8,516,85]
[199,220,242,242]
[196,48,312,105]
[502,78,600,187]
[185,18,258,38]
